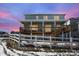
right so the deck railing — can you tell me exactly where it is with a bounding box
[9,33,79,48]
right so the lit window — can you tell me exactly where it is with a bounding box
[36,16,38,20]
[54,16,60,21]
[45,25,51,32]
[44,16,48,20]
[31,25,38,31]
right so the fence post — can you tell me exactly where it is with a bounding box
[69,31,73,51]
[70,37,73,52]
[19,32,21,47]
[35,35,37,47]
[62,31,64,42]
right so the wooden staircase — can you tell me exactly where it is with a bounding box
[52,26,72,37]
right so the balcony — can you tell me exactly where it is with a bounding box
[21,19,66,23]
[20,26,70,36]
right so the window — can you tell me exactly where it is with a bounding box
[31,16,36,19]
[54,16,60,21]
[44,16,48,20]
[25,16,31,19]
[25,15,36,19]
[59,16,64,19]
[48,16,54,19]
[38,16,44,19]
[44,24,51,32]
[30,24,38,31]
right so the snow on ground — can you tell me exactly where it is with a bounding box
[0,40,79,56]
[0,45,6,56]
[1,42,19,56]
[10,48,79,56]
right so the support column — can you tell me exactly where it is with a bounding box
[54,20,56,28]
[54,20,56,41]
[42,21,44,42]
[65,21,67,40]
[31,21,32,43]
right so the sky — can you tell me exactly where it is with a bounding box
[0,3,79,32]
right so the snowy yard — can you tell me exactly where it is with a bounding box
[0,45,6,56]
[0,40,79,56]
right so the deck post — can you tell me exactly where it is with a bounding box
[69,31,73,51]
[62,31,64,42]
[35,35,37,47]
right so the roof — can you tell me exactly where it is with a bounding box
[24,14,65,16]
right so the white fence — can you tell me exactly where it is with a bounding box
[9,33,79,47]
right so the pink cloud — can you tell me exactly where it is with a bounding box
[65,6,79,19]
[0,10,20,32]
[0,23,20,32]
[11,27,19,32]
[0,10,18,20]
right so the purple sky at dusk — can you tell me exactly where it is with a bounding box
[0,3,79,32]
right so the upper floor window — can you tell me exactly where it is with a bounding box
[38,16,44,19]
[48,16,54,19]
[54,16,60,21]
[25,15,36,19]
[59,16,64,19]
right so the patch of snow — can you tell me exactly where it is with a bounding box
[2,42,19,56]
[57,43,65,46]
[21,41,28,46]
[0,45,6,56]
[1,40,79,56]
[34,42,52,45]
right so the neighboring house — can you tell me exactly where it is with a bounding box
[0,31,9,37]
[67,18,79,38]
[11,31,20,34]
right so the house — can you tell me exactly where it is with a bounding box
[0,31,9,37]
[20,14,67,36]
[19,14,72,47]
[8,14,79,49]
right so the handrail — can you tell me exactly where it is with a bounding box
[10,34,79,41]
